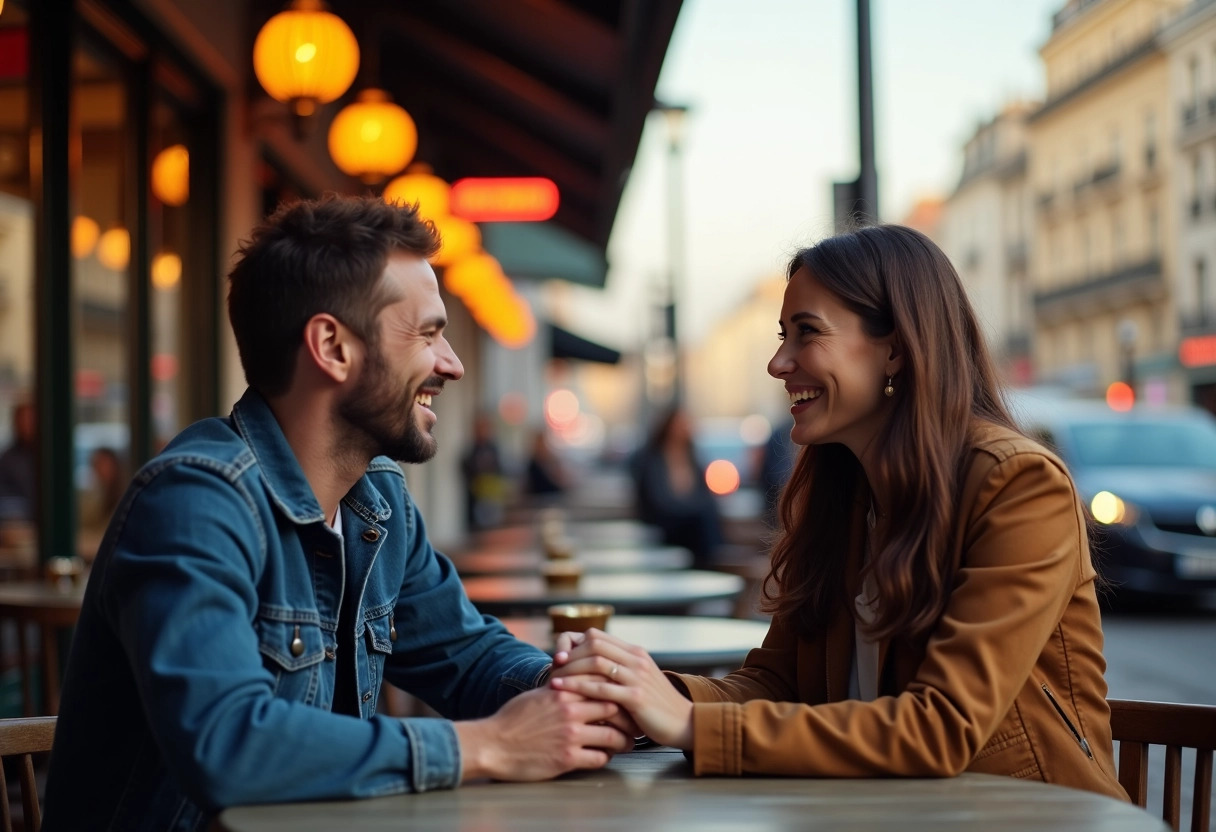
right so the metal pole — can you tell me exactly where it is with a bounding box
[857,0,878,222]
[667,127,684,405]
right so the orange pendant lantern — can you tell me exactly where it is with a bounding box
[151,145,189,206]
[252,0,359,118]
[328,88,417,184]
[429,215,481,267]
[383,166,450,220]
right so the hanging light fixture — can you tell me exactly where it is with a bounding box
[429,215,481,267]
[97,226,131,271]
[151,251,183,289]
[383,164,450,220]
[252,0,359,121]
[327,88,416,184]
[71,216,100,259]
[151,145,189,207]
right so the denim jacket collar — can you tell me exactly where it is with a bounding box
[229,388,395,527]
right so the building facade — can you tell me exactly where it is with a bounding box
[1165,0,1216,411]
[1027,0,1188,401]
[941,103,1036,385]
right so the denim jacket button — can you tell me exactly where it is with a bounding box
[362,529,380,542]
[289,626,305,658]
[361,690,373,703]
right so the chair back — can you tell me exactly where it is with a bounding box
[1108,698,1215,832]
[0,716,56,832]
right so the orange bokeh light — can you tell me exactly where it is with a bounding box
[1106,381,1135,412]
[545,389,580,429]
[705,460,741,496]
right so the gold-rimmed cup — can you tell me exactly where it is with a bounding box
[548,602,613,634]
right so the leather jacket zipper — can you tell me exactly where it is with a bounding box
[1041,684,1094,759]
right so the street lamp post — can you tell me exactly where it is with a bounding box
[1118,318,1138,393]
[654,101,690,406]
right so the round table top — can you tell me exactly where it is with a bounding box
[0,578,87,610]
[500,614,770,672]
[218,748,1167,832]
[461,570,745,616]
[473,520,661,551]
[449,545,692,576]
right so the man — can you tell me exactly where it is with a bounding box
[43,196,630,830]
[0,401,36,524]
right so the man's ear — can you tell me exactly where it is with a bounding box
[302,313,356,383]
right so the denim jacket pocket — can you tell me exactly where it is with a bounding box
[364,611,395,656]
[256,611,327,704]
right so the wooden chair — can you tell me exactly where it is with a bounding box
[1108,698,1215,832]
[0,716,56,832]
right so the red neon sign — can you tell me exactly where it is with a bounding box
[1180,335,1216,368]
[450,177,559,222]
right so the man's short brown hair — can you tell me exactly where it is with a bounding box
[227,194,440,396]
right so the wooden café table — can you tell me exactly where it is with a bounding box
[0,577,87,716]
[500,614,771,674]
[460,570,744,617]
[448,544,692,577]
[218,747,1167,832]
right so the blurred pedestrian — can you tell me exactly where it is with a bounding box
[755,414,797,529]
[524,427,570,498]
[460,411,508,529]
[630,407,724,568]
[552,224,1126,801]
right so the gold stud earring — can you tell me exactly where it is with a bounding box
[884,376,894,398]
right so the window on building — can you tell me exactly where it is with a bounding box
[1111,209,1124,266]
[1148,206,1160,254]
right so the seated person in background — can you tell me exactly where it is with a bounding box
[0,401,36,544]
[76,446,125,560]
[630,407,724,568]
[43,195,631,831]
[552,224,1128,801]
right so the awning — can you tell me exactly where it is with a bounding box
[549,323,621,364]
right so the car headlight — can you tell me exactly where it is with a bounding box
[1090,491,1138,526]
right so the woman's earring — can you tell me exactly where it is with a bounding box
[884,376,894,398]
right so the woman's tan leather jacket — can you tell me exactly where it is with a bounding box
[670,422,1127,800]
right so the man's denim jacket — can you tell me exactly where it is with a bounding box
[43,389,551,831]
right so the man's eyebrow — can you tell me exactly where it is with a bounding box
[419,315,448,330]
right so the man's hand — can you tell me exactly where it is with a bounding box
[453,687,633,783]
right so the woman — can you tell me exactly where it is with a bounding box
[630,407,725,568]
[551,225,1127,800]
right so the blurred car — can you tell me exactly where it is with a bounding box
[1008,394,1216,600]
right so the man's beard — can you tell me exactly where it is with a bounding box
[339,344,442,464]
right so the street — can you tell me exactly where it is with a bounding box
[1101,597,1216,831]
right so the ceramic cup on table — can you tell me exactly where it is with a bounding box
[540,559,583,588]
[548,602,614,634]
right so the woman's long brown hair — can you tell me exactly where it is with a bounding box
[762,225,1019,641]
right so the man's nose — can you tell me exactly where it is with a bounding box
[437,336,464,380]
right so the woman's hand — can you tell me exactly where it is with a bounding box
[550,629,694,750]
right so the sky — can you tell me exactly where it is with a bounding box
[559,0,1064,348]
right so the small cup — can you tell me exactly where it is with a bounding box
[45,556,84,590]
[542,534,575,560]
[548,603,614,634]
[540,560,583,589]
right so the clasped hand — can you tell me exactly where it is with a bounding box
[550,629,694,750]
